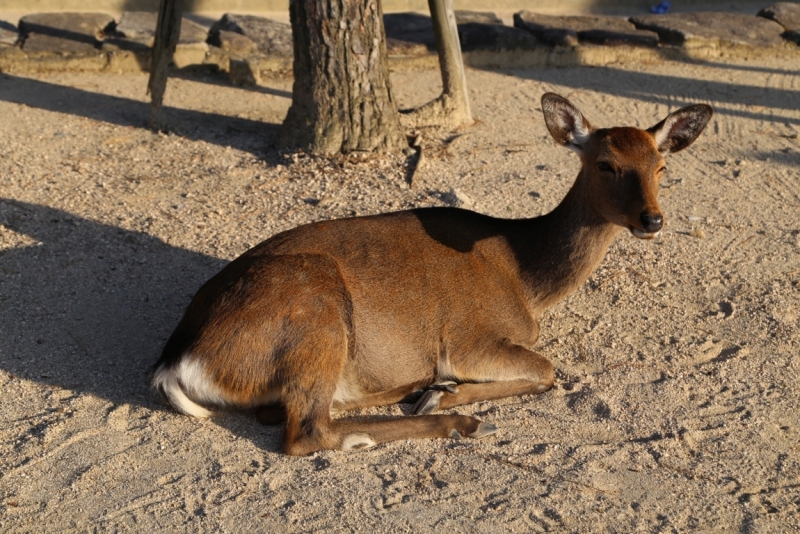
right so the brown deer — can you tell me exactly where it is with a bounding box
[152,93,712,455]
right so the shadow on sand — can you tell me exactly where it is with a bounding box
[0,73,284,157]
[0,199,226,410]
[505,62,800,126]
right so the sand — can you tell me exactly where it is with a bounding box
[0,56,798,532]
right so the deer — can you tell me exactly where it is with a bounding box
[151,93,712,455]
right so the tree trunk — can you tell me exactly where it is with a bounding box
[280,0,407,155]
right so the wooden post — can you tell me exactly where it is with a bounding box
[428,0,472,124]
[147,0,185,129]
[402,0,473,128]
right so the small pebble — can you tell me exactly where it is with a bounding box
[442,188,474,208]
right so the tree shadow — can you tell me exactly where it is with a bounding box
[687,60,800,76]
[0,73,283,156]
[0,198,227,410]
[746,147,800,166]
[499,60,800,125]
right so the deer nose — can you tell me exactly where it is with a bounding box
[640,212,663,233]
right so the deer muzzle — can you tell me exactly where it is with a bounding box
[630,211,663,239]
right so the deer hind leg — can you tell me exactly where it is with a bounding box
[278,325,499,454]
[279,344,500,454]
[282,378,499,454]
[413,341,554,415]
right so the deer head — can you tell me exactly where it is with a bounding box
[542,93,713,239]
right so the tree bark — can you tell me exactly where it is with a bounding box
[402,0,473,128]
[279,0,407,155]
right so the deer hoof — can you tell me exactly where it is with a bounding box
[411,381,459,415]
[412,389,444,415]
[435,381,459,394]
[341,433,377,451]
[468,422,498,439]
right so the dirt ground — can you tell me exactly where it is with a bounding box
[0,54,798,532]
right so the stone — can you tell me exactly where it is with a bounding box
[442,188,474,208]
[458,23,538,51]
[629,12,786,48]
[384,13,432,56]
[453,9,537,51]
[454,10,503,25]
[515,12,578,47]
[758,2,800,31]
[515,12,658,47]
[213,30,257,56]
[0,21,19,47]
[229,57,260,86]
[209,14,292,57]
[19,12,114,54]
[106,48,150,72]
[0,44,26,73]
[104,11,209,50]
[385,11,516,55]
[758,2,800,44]
[112,11,158,46]
[783,30,800,44]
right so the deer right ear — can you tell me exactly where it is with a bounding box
[542,93,593,154]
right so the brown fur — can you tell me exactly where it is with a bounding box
[152,93,712,455]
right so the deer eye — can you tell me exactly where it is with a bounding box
[597,162,614,174]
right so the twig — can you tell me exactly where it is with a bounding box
[407,134,425,188]
[736,235,756,247]
[594,269,626,291]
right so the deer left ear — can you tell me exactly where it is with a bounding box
[648,104,713,155]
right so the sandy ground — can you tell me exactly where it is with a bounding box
[0,55,799,532]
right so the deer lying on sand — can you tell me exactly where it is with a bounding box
[152,93,712,455]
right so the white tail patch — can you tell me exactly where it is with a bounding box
[341,433,376,451]
[152,357,229,418]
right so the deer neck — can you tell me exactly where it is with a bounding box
[513,176,622,310]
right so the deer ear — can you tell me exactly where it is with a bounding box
[648,104,713,155]
[541,93,592,154]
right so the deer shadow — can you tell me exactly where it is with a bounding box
[0,198,227,410]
